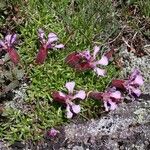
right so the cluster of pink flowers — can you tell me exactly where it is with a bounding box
[52,81,86,118]
[49,69,144,137]
[35,29,64,64]
[112,69,144,97]
[65,46,114,76]
[0,29,64,65]
[52,69,144,118]
[0,30,144,119]
[0,29,144,138]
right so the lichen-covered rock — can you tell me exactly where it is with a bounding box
[60,96,150,150]
[119,46,150,94]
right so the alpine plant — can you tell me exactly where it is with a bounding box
[52,81,86,118]
[47,128,60,137]
[66,46,113,76]
[0,34,20,64]
[35,28,64,64]
[89,87,122,111]
[112,69,144,97]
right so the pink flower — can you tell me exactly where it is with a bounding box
[35,29,64,64]
[47,128,60,137]
[89,87,122,111]
[0,34,20,64]
[66,46,110,76]
[52,81,86,118]
[112,69,144,97]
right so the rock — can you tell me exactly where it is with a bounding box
[11,141,25,149]
[0,141,9,150]
[62,97,150,150]
[119,46,150,94]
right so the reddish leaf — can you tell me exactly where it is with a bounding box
[75,62,92,71]
[66,52,93,71]
[88,92,103,100]
[35,46,48,64]
[65,52,81,68]
[51,91,66,104]
[111,79,125,90]
[8,48,20,64]
[105,49,115,60]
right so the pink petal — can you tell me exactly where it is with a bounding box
[47,37,58,43]
[10,34,17,44]
[48,128,59,137]
[5,34,12,44]
[65,81,75,94]
[108,100,117,110]
[47,33,58,43]
[96,56,108,66]
[38,28,45,37]
[71,104,81,114]
[131,87,141,97]
[129,69,139,80]
[94,67,106,76]
[59,91,66,98]
[104,101,109,111]
[48,33,57,38]
[133,75,144,86]
[110,91,121,99]
[73,90,86,100]
[38,29,46,43]
[54,44,64,48]
[80,50,91,60]
[93,45,100,59]
[0,40,7,49]
[66,105,73,118]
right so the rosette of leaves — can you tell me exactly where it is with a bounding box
[0,54,24,99]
